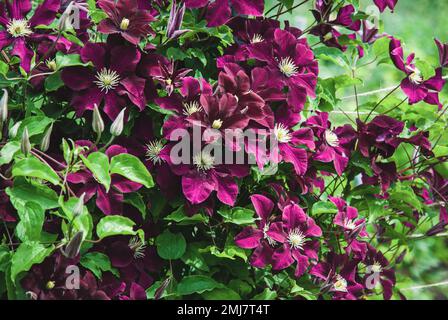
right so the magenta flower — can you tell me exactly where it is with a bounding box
[234,194,285,268]
[0,0,60,72]
[390,38,445,107]
[247,28,318,111]
[272,203,322,277]
[61,42,146,120]
[97,0,155,45]
[374,0,398,12]
[185,0,264,27]
[435,38,448,68]
[306,112,350,176]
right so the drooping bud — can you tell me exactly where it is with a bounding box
[21,127,31,156]
[0,89,8,123]
[110,108,125,136]
[62,231,84,259]
[92,104,104,134]
[40,123,53,152]
[73,192,86,217]
[9,121,21,138]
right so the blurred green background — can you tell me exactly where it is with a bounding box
[265,0,448,299]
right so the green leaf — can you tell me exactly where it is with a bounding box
[165,206,209,225]
[202,287,241,300]
[12,157,60,185]
[217,207,255,225]
[110,154,154,189]
[6,178,59,210]
[80,252,119,279]
[80,152,111,191]
[10,242,54,282]
[177,275,223,296]
[311,201,338,215]
[0,141,20,166]
[15,202,45,242]
[123,193,147,219]
[156,231,186,260]
[15,116,54,140]
[44,72,64,92]
[96,216,136,239]
[0,60,9,76]
[252,288,277,300]
[59,196,93,240]
[55,52,90,69]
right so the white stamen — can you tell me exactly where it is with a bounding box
[251,34,264,43]
[263,223,277,246]
[94,68,121,93]
[7,19,32,37]
[182,101,202,116]
[371,261,383,273]
[344,219,357,230]
[120,18,130,30]
[212,119,223,129]
[333,274,348,292]
[128,236,146,259]
[409,69,423,85]
[193,151,215,172]
[288,228,307,250]
[278,57,299,77]
[146,140,165,165]
[273,123,292,143]
[325,130,339,147]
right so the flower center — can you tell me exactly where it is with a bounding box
[409,69,423,84]
[325,130,339,147]
[278,57,298,77]
[273,123,292,143]
[183,101,203,116]
[251,34,264,43]
[288,228,307,250]
[212,119,223,129]
[120,18,130,30]
[333,275,348,292]
[344,218,357,230]
[323,32,333,42]
[46,59,57,71]
[94,68,121,93]
[46,281,56,290]
[146,140,165,165]
[263,223,276,246]
[128,236,146,259]
[7,19,32,37]
[371,261,382,273]
[193,151,215,172]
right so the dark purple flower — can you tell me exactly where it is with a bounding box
[374,0,398,12]
[97,0,155,45]
[390,38,445,107]
[0,0,60,72]
[166,0,188,39]
[61,41,146,120]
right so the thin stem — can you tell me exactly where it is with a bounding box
[365,84,401,122]
[268,0,310,18]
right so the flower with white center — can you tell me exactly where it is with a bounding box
[251,34,264,43]
[182,101,202,116]
[94,68,121,93]
[409,69,423,84]
[371,261,383,273]
[146,140,165,165]
[120,18,130,30]
[193,151,215,172]
[288,228,307,250]
[325,129,339,147]
[273,123,292,143]
[344,218,357,230]
[7,19,33,37]
[263,223,276,246]
[278,57,299,77]
[128,236,146,259]
[212,119,223,129]
[333,274,348,292]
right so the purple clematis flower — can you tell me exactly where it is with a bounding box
[247,29,318,111]
[306,112,350,176]
[390,38,445,108]
[435,38,448,68]
[97,0,155,45]
[271,203,322,278]
[373,0,398,12]
[234,194,285,268]
[0,179,15,222]
[0,0,60,72]
[185,0,264,27]
[61,41,146,120]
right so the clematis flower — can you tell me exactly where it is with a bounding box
[97,0,155,45]
[362,244,396,300]
[234,194,285,268]
[0,179,15,222]
[247,29,318,111]
[373,0,398,12]
[305,112,350,176]
[67,143,143,215]
[185,0,264,27]
[421,169,448,224]
[271,203,322,277]
[310,253,364,300]
[435,38,448,68]
[0,0,60,72]
[390,38,446,107]
[61,41,146,120]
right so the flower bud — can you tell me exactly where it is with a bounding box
[40,123,53,152]
[0,89,8,123]
[21,127,31,156]
[9,121,21,139]
[110,108,125,136]
[92,104,104,134]
[73,192,86,217]
[62,231,84,259]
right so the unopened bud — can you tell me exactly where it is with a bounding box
[21,127,31,156]
[73,192,86,217]
[9,121,21,138]
[92,104,104,134]
[40,123,53,152]
[0,89,8,123]
[62,231,84,259]
[110,108,125,136]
